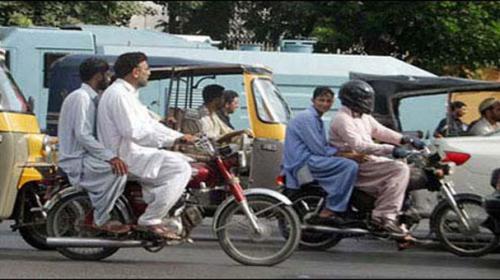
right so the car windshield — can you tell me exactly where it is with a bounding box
[252,78,291,124]
[0,62,28,112]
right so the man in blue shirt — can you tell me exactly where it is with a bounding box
[282,86,361,225]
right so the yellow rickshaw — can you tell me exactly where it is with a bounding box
[0,48,56,249]
[149,59,292,190]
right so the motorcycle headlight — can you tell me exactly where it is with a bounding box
[42,135,58,163]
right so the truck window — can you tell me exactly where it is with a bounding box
[43,53,68,88]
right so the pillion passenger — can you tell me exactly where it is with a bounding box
[58,57,129,234]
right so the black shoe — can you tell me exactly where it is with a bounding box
[306,214,347,227]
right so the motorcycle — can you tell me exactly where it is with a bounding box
[45,136,301,266]
[279,146,488,253]
[464,168,500,257]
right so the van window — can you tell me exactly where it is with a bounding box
[43,53,68,88]
[0,62,28,112]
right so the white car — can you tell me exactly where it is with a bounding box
[432,130,500,197]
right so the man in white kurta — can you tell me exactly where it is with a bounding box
[97,52,193,238]
[58,58,129,233]
[328,80,415,236]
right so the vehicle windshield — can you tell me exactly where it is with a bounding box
[0,62,28,112]
[252,78,291,124]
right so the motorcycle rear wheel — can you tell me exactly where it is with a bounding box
[214,194,301,266]
[46,192,123,261]
[288,188,343,250]
[434,196,499,257]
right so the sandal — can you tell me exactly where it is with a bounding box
[92,220,131,234]
[135,224,182,241]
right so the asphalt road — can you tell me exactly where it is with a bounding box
[1,220,499,279]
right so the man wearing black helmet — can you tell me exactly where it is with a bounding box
[329,79,425,238]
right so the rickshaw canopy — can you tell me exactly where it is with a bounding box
[351,72,500,131]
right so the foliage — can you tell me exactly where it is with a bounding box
[0,1,146,27]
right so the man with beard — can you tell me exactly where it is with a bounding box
[58,57,130,234]
[97,52,196,240]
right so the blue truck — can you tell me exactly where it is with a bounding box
[0,24,443,135]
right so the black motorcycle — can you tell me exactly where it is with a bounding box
[280,147,491,253]
[472,168,500,257]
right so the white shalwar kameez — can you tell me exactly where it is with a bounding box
[97,79,192,226]
[58,83,127,226]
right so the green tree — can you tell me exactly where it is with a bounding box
[0,1,146,27]
[310,1,500,76]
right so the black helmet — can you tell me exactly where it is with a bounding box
[338,80,375,114]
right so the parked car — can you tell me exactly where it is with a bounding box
[432,129,500,197]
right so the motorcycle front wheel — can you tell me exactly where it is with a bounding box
[434,195,499,257]
[214,194,300,266]
[46,192,124,261]
[17,184,53,250]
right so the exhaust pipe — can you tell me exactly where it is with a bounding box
[301,224,370,235]
[46,237,149,248]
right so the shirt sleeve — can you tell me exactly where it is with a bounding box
[434,118,447,135]
[112,92,183,148]
[330,113,394,156]
[294,113,337,156]
[72,94,115,161]
[368,115,403,146]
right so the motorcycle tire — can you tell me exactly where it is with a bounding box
[17,184,53,250]
[214,194,301,266]
[432,194,499,257]
[18,221,52,251]
[288,188,343,251]
[46,192,124,261]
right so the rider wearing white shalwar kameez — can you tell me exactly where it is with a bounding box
[98,78,192,227]
[58,83,127,227]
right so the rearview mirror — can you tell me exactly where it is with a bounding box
[424,130,430,140]
[27,96,35,113]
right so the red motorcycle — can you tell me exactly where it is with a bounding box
[45,136,301,266]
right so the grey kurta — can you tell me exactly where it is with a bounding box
[58,83,127,226]
[467,117,499,136]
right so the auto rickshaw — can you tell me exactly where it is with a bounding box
[0,48,57,249]
[350,71,500,135]
[47,54,292,191]
[152,60,291,189]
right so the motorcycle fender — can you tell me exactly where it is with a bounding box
[429,193,484,232]
[43,186,133,224]
[212,188,292,232]
[43,186,83,212]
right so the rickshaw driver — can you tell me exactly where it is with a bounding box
[58,57,130,234]
[199,84,253,144]
[329,80,425,239]
[97,52,196,240]
[282,86,361,226]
